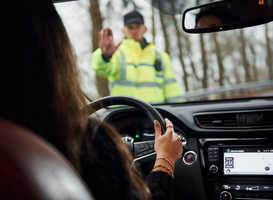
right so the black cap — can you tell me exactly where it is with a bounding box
[124,11,144,26]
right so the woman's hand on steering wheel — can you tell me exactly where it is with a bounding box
[154,118,183,166]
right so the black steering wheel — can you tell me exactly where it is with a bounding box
[82,95,166,165]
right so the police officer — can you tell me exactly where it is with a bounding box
[91,10,183,103]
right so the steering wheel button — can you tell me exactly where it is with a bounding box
[136,143,149,153]
[148,142,154,149]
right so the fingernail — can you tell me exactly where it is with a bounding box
[154,120,160,126]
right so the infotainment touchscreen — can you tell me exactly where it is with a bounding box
[223,148,273,175]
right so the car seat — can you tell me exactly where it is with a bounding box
[0,118,94,200]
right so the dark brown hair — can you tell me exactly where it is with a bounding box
[0,0,150,199]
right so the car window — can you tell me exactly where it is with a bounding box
[55,0,273,104]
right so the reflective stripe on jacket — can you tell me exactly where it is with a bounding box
[91,39,183,103]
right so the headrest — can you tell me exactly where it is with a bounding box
[0,118,94,200]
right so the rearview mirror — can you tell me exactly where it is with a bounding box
[182,0,273,33]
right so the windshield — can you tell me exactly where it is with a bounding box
[55,0,273,104]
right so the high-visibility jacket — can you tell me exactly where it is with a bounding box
[91,39,183,103]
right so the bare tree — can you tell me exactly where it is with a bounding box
[152,0,156,44]
[249,39,259,81]
[183,33,200,86]
[121,0,137,9]
[89,0,110,97]
[232,56,242,84]
[171,15,189,91]
[200,34,209,88]
[159,13,170,54]
[212,33,225,86]
[265,24,273,79]
[239,29,251,82]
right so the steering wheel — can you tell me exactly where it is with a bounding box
[82,95,166,165]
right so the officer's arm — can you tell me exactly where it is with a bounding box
[91,48,120,78]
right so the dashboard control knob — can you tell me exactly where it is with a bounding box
[183,151,197,165]
[220,191,232,200]
[209,165,218,174]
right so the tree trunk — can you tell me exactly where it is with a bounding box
[249,41,258,81]
[240,29,251,82]
[171,15,189,91]
[265,24,273,79]
[212,33,225,86]
[152,1,156,44]
[183,33,200,85]
[158,2,170,55]
[89,0,110,98]
[200,34,208,88]
[232,56,242,84]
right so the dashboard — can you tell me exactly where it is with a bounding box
[95,97,273,200]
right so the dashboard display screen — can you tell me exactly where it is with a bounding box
[223,148,273,175]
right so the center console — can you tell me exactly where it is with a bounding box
[200,138,273,200]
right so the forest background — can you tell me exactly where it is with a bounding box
[55,0,273,100]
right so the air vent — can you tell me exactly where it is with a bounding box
[194,113,238,127]
[194,109,273,129]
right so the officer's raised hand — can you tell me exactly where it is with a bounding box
[99,27,122,60]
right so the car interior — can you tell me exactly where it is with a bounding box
[0,118,94,200]
[2,0,273,200]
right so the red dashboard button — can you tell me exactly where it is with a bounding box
[186,154,194,162]
[183,151,197,165]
